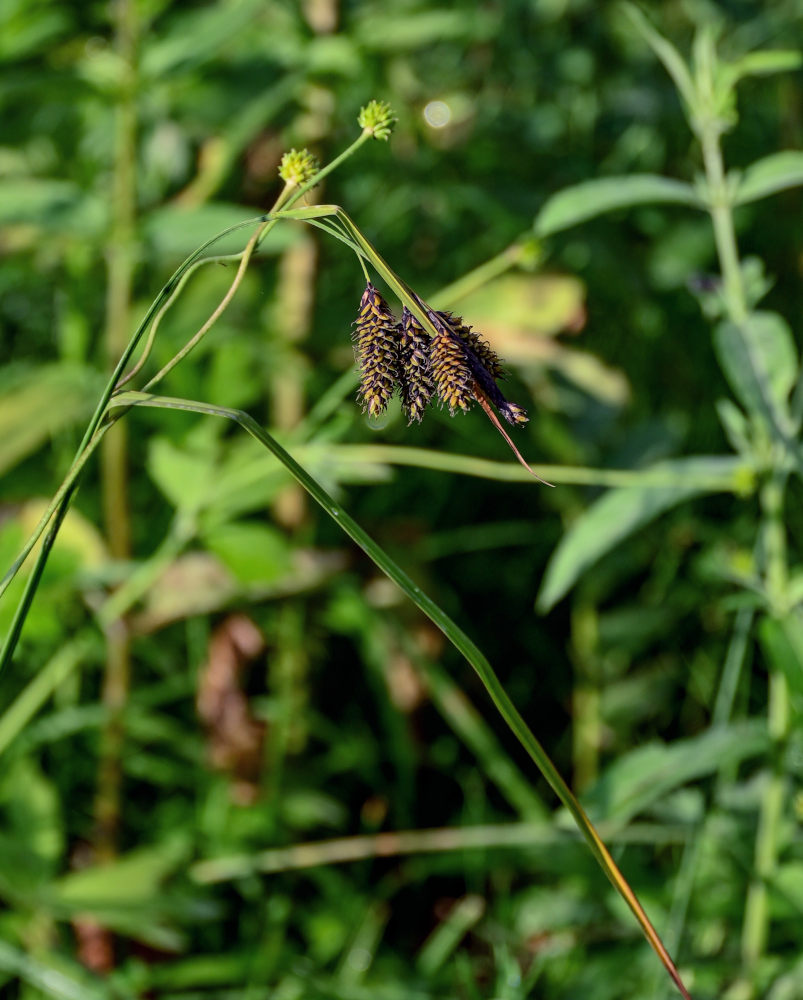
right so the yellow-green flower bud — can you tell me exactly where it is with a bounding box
[358,100,396,141]
[278,148,319,187]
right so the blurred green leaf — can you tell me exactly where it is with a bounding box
[201,521,292,585]
[769,862,803,919]
[142,204,298,261]
[0,940,128,1000]
[139,0,266,78]
[51,840,189,907]
[0,179,78,225]
[622,4,697,113]
[725,50,802,84]
[0,365,101,475]
[713,311,797,434]
[758,615,803,700]
[0,636,93,757]
[534,175,700,237]
[417,895,484,975]
[0,756,63,887]
[537,456,746,612]
[581,720,769,825]
[734,152,803,206]
[147,436,216,513]
[0,0,68,60]
[354,9,497,50]
[454,273,585,338]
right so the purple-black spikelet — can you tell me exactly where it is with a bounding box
[428,309,528,426]
[438,311,506,381]
[428,312,475,415]
[352,283,400,418]
[398,307,434,423]
[499,400,529,426]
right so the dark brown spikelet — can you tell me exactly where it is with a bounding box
[429,327,474,415]
[352,283,400,418]
[398,307,434,423]
[437,311,505,381]
[430,308,528,427]
[499,400,529,425]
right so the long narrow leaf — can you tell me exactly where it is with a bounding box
[734,151,803,205]
[533,175,701,237]
[112,389,692,1000]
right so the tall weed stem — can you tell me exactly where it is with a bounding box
[699,91,791,977]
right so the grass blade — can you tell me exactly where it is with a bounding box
[112,389,692,1000]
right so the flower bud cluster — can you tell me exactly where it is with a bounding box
[278,148,320,187]
[358,100,396,141]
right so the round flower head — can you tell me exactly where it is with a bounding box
[358,100,396,141]
[278,148,319,187]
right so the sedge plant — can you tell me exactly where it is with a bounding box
[0,100,694,995]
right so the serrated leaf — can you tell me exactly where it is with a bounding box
[735,151,803,206]
[534,175,701,237]
[713,311,797,434]
[537,456,744,612]
[582,720,769,825]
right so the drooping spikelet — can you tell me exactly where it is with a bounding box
[398,307,435,423]
[428,308,528,426]
[437,311,505,381]
[499,400,529,426]
[352,283,400,418]
[428,314,474,415]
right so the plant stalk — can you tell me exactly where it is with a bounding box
[699,127,747,323]
[741,475,791,973]
[700,103,790,976]
[94,0,138,861]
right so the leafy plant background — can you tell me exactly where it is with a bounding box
[0,1,801,999]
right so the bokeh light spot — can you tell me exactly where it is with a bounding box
[423,101,451,128]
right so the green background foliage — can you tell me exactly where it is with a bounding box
[1,1,802,998]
